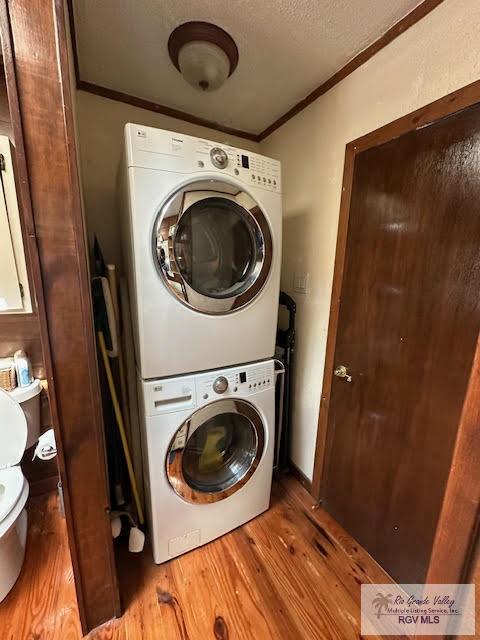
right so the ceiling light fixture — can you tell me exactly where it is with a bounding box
[168,21,238,92]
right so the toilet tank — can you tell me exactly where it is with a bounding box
[8,379,42,448]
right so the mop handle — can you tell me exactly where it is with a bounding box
[98,331,144,525]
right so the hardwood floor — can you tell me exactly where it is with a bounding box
[0,477,394,639]
[0,492,81,639]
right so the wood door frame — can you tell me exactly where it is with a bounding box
[0,0,120,632]
[311,78,480,586]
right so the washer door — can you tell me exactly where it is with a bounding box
[166,398,265,503]
[153,179,272,314]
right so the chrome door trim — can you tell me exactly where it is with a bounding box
[153,179,273,314]
[165,398,266,504]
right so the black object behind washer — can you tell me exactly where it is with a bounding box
[276,291,296,471]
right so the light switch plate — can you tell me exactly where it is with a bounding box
[294,271,309,294]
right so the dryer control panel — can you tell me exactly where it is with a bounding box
[195,139,281,193]
[125,123,282,194]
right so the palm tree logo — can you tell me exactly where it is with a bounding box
[372,592,393,619]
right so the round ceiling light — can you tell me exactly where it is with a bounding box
[168,21,238,92]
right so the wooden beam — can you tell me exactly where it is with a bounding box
[3,0,120,631]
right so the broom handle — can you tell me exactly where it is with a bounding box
[98,331,144,525]
[107,265,132,445]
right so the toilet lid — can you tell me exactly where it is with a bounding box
[0,388,27,468]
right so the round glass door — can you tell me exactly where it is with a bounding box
[166,399,265,503]
[153,179,272,314]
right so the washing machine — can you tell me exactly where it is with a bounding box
[120,124,282,379]
[138,359,275,564]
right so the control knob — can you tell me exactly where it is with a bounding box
[212,376,229,394]
[210,147,228,169]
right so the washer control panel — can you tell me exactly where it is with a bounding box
[141,360,276,416]
[196,360,275,402]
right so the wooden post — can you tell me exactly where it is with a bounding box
[1,0,120,631]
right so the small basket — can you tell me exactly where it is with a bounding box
[0,359,17,392]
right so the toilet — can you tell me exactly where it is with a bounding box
[8,379,42,448]
[0,382,41,602]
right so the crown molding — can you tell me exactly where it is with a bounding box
[76,80,260,142]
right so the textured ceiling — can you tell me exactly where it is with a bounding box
[73,0,422,135]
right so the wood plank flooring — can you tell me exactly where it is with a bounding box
[0,491,81,639]
[0,476,395,639]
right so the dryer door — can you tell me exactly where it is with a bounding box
[153,179,272,314]
[166,398,265,503]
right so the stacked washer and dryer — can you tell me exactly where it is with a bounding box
[120,124,282,564]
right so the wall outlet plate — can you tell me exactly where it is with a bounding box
[294,271,309,294]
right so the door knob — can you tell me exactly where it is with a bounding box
[334,365,352,383]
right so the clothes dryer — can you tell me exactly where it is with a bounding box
[120,124,282,378]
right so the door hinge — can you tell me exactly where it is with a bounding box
[0,154,5,171]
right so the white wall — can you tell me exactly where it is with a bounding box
[260,0,480,480]
[75,90,260,266]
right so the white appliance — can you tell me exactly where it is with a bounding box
[138,359,275,564]
[120,124,282,379]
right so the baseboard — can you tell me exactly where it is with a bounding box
[288,460,313,494]
[29,473,59,496]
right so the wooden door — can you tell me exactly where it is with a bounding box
[322,103,480,584]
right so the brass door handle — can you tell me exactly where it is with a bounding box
[334,365,352,383]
